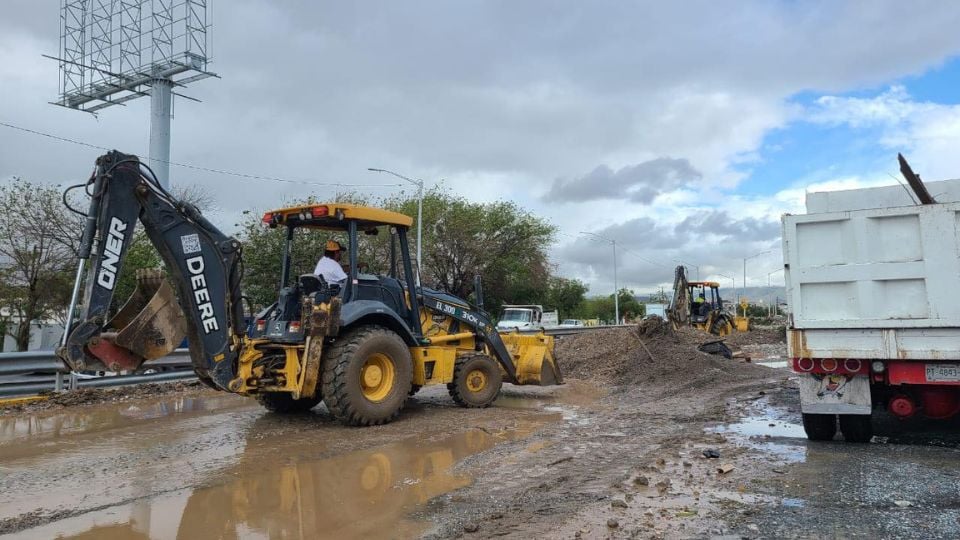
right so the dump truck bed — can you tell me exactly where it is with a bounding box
[782,200,960,360]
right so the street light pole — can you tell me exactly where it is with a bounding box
[581,231,619,324]
[368,168,424,284]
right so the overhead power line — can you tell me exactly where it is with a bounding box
[0,120,403,189]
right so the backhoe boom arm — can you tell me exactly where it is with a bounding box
[59,151,244,391]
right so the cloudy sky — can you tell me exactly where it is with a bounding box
[2,1,960,297]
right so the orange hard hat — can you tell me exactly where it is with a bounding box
[325,240,343,252]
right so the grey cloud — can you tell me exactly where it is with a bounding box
[543,158,701,204]
[554,212,782,294]
[675,211,780,242]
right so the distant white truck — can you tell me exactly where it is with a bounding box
[496,305,559,330]
[782,179,960,442]
[644,303,667,320]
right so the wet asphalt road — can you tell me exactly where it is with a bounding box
[727,386,960,539]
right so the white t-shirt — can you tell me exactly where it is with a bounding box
[314,256,348,285]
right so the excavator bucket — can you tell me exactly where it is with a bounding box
[87,269,188,372]
[499,333,563,385]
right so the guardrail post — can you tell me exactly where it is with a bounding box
[55,372,64,392]
[69,372,78,391]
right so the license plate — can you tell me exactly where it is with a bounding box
[926,364,960,382]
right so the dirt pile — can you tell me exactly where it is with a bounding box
[723,327,786,347]
[555,318,773,390]
[0,381,210,416]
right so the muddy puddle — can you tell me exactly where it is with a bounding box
[1,384,582,540]
[7,418,557,540]
[0,394,250,447]
[709,397,807,462]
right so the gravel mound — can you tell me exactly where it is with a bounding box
[555,318,773,390]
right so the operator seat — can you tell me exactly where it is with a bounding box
[299,273,340,303]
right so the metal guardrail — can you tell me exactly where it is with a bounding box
[0,326,633,398]
[539,324,631,337]
[0,349,194,397]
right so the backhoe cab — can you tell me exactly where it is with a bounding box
[59,151,562,426]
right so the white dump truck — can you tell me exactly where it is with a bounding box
[782,176,960,442]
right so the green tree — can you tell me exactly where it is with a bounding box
[580,288,644,323]
[0,178,83,350]
[380,189,556,313]
[543,277,588,318]
[616,288,645,322]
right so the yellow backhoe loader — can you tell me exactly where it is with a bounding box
[57,151,562,426]
[666,265,734,336]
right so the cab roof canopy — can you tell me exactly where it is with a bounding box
[261,203,414,230]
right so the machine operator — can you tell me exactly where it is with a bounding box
[314,240,348,285]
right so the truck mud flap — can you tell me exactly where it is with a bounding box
[799,373,871,415]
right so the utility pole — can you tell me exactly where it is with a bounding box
[581,231,619,324]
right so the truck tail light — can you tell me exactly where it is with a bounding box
[255,319,266,332]
[844,359,863,373]
[871,361,885,373]
[793,358,868,375]
[311,206,329,218]
[288,321,302,333]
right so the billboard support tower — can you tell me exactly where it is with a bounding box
[52,0,216,188]
[149,78,172,186]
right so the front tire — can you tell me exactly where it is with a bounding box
[448,354,503,408]
[321,326,413,426]
[839,414,873,443]
[802,413,837,441]
[257,392,322,414]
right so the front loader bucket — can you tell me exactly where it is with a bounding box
[500,333,563,386]
[87,269,188,371]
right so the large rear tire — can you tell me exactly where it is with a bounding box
[257,392,322,414]
[321,326,413,426]
[448,354,503,408]
[839,414,873,443]
[802,413,837,441]
[710,314,733,336]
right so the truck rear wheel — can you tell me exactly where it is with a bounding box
[321,326,412,426]
[802,413,837,441]
[839,414,873,443]
[448,354,503,408]
[257,392,322,414]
